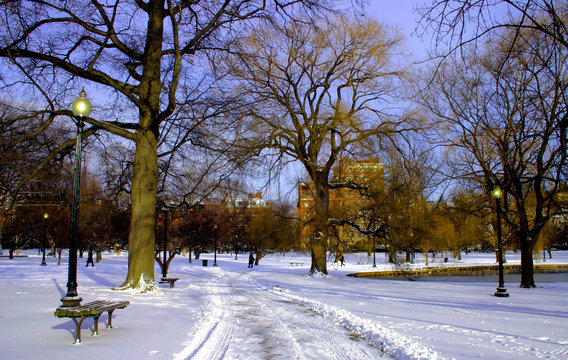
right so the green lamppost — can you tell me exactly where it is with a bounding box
[161,206,169,280]
[213,224,218,266]
[61,89,91,307]
[41,212,48,266]
[492,186,509,297]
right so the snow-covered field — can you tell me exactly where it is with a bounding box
[1,249,567,359]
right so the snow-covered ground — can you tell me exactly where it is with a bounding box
[1,249,567,359]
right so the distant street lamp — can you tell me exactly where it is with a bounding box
[213,224,218,266]
[61,89,91,307]
[41,212,48,266]
[492,186,509,298]
[372,236,377,268]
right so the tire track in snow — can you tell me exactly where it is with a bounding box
[173,274,234,360]
[225,273,309,359]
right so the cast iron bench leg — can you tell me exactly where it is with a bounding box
[93,314,100,335]
[107,309,115,329]
[71,317,87,344]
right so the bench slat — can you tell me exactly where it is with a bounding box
[159,277,179,288]
[55,300,129,318]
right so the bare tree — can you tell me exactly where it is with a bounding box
[244,200,296,264]
[418,0,568,152]
[0,101,73,206]
[420,26,568,287]
[0,101,76,256]
[0,0,333,291]
[448,185,496,253]
[418,0,568,52]
[356,143,442,264]
[223,15,418,274]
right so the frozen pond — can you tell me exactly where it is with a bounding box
[383,272,568,283]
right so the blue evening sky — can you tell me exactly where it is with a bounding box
[363,0,430,61]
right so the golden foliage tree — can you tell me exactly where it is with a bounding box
[223,15,415,274]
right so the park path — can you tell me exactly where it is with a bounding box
[173,269,388,360]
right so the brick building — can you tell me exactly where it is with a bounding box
[298,158,384,250]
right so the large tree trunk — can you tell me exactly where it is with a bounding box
[116,129,158,291]
[520,233,536,288]
[117,2,163,292]
[310,172,330,275]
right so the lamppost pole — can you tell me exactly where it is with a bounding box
[41,212,48,266]
[162,207,168,280]
[492,186,509,298]
[61,89,91,307]
[372,236,377,268]
[213,224,218,266]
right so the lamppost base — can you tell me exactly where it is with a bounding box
[213,263,218,267]
[60,296,83,307]
[494,287,509,297]
[40,262,47,266]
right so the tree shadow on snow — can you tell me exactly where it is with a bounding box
[81,268,118,288]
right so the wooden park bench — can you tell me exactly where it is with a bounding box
[159,277,179,288]
[290,262,304,267]
[54,300,129,344]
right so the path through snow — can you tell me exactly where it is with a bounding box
[174,269,389,360]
